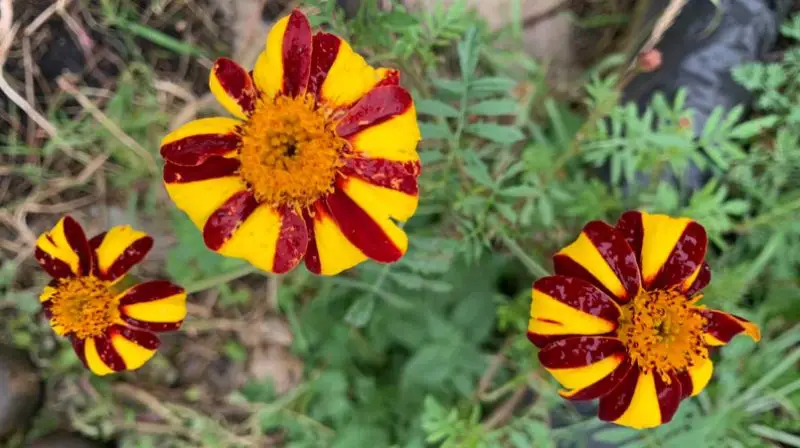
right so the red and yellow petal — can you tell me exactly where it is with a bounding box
[340,157,420,221]
[698,309,761,346]
[88,226,153,283]
[326,178,409,265]
[79,325,160,375]
[303,203,368,276]
[117,281,187,332]
[253,9,312,99]
[675,357,714,397]
[311,32,386,109]
[615,211,708,290]
[683,261,711,297]
[553,221,641,303]
[204,195,309,274]
[560,358,635,401]
[159,117,242,166]
[336,85,420,163]
[163,157,248,231]
[35,216,92,279]
[209,57,257,119]
[538,336,626,391]
[528,276,622,348]
[598,369,683,429]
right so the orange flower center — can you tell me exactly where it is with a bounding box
[237,94,345,210]
[617,288,708,382]
[49,276,120,340]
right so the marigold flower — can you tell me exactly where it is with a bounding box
[528,211,761,429]
[159,9,421,276]
[35,216,187,376]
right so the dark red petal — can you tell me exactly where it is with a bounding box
[163,157,240,183]
[118,280,185,306]
[211,57,256,115]
[35,247,74,279]
[307,32,341,100]
[538,336,625,369]
[324,186,403,263]
[89,234,154,282]
[203,191,259,251]
[533,275,621,324]
[160,134,241,166]
[598,368,640,422]
[684,261,711,296]
[526,332,569,349]
[336,85,413,138]
[654,373,683,424]
[282,9,313,97]
[109,325,160,351]
[63,216,92,276]
[582,221,641,302]
[376,69,400,87]
[699,309,757,344]
[272,206,309,274]
[94,333,125,371]
[302,207,322,275]
[615,211,644,268]
[650,222,707,290]
[69,335,88,368]
[121,316,182,333]
[552,255,619,304]
[341,158,420,195]
[675,371,693,399]
[41,299,53,318]
[563,358,634,401]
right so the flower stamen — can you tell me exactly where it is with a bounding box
[237,94,345,210]
[49,277,120,340]
[617,289,708,382]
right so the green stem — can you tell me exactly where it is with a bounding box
[185,264,260,294]
[500,234,550,278]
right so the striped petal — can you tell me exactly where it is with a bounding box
[107,325,160,371]
[304,203,368,276]
[89,226,153,282]
[675,357,714,397]
[209,57,257,119]
[160,117,242,166]
[527,276,622,348]
[553,221,641,303]
[698,309,761,346]
[253,9,311,98]
[35,216,92,278]
[560,357,634,401]
[163,157,248,231]
[327,178,409,265]
[117,281,187,332]
[615,211,708,290]
[340,157,420,221]
[683,261,711,297]
[84,333,125,376]
[69,335,88,369]
[311,32,387,109]
[538,336,626,391]
[337,85,420,163]
[598,369,681,429]
[206,197,309,274]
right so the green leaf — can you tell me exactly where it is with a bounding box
[463,151,495,187]
[419,122,451,139]
[729,115,780,139]
[416,99,459,117]
[465,123,524,144]
[344,296,376,328]
[471,77,517,93]
[467,99,519,116]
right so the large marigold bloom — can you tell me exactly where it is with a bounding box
[159,9,421,276]
[527,211,761,429]
[35,216,187,376]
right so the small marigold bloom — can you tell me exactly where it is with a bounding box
[528,211,760,429]
[159,9,421,276]
[35,216,187,376]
